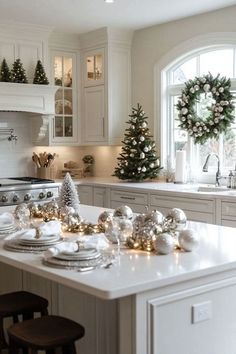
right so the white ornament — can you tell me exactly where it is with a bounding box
[194,85,199,91]
[203,83,211,92]
[142,122,147,128]
[140,152,145,159]
[219,87,224,93]
[154,233,175,255]
[181,107,188,115]
[150,163,154,168]
[143,146,149,152]
[141,166,146,172]
[132,140,137,145]
[120,169,124,174]
[178,229,199,252]
[190,87,195,94]
[140,136,145,141]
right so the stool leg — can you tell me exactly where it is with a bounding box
[9,337,20,354]
[41,308,48,316]
[13,314,19,323]
[62,343,76,354]
[22,312,34,321]
[0,316,8,349]
[45,350,55,354]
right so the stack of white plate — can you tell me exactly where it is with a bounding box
[43,248,111,271]
[0,221,17,236]
[4,234,62,253]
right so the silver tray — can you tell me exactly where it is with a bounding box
[4,238,64,253]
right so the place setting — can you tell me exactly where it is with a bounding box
[42,237,115,272]
[4,220,63,253]
[0,212,18,236]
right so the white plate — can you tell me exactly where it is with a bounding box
[0,223,15,230]
[19,235,61,246]
[56,248,100,261]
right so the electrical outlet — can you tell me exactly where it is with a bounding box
[192,301,212,324]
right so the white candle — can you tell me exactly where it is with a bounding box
[175,150,186,183]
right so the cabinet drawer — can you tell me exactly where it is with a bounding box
[221,202,236,218]
[111,190,148,205]
[152,206,214,223]
[150,194,214,213]
[110,200,147,214]
[77,185,93,205]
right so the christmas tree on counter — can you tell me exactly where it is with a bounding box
[11,58,28,83]
[59,173,80,212]
[33,60,49,85]
[113,103,162,181]
[0,58,12,82]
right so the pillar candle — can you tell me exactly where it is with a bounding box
[175,150,186,183]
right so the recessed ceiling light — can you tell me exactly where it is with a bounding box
[104,0,114,3]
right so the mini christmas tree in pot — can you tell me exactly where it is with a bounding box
[33,60,49,85]
[11,58,28,83]
[113,103,162,181]
[0,58,12,82]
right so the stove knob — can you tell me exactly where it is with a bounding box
[39,192,45,199]
[24,193,31,201]
[47,191,53,198]
[13,195,19,203]
[1,195,8,203]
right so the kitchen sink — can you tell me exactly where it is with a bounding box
[197,185,229,192]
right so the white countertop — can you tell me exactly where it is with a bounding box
[1,205,236,300]
[56,177,236,200]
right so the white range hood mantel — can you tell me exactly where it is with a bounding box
[0,82,58,115]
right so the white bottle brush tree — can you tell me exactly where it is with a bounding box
[59,173,80,211]
[113,103,162,181]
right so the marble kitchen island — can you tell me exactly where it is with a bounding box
[0,205,236,354]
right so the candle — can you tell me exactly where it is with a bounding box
[175,150,186,183]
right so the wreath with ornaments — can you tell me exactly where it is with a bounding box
[176,73,235,144]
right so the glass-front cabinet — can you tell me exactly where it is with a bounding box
[51,52,78,143]
[83,48,104,86]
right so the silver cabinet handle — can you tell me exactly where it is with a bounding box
[120,196,135,201]
[102,117,105,137]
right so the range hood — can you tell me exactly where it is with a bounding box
[0,82,58,115]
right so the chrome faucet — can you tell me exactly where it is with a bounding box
[202,153,221,186]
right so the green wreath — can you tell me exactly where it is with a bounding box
[176,73,235,144]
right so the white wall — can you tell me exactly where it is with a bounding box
[132,4,236,147]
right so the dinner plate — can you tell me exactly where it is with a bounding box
[4,238,63,253]
[19,235,61,245]
[55,248,100,261]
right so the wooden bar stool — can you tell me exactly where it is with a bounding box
[8,315,85,354]
[0,291,48,350]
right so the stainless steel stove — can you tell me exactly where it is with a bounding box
[0,177,60,206]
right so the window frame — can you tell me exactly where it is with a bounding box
[154,34,236,182]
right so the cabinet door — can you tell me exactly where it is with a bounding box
[50,52,78,144]
[83,86,106,143]
[83,49,104,87]
[77,185,93,205]
[93,187,107,207]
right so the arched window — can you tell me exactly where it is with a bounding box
[157,37,236,183]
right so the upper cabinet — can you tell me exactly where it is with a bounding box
[84,49,104,86]
[80,28,132,146]
[50,51,78,144]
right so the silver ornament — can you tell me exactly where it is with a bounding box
[113,205,133,220]
[98,211,113,226]
[165,208,187,231]
[153,233,175,255]
[178,229,199,252]
[116,218,133,242]
[144,210,164,225]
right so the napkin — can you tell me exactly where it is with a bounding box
[44,241,79,259]
[5,220,61,240]
[0,212,15,226]
[77,233,109,251]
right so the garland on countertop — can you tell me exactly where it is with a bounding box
[176,73,235,145]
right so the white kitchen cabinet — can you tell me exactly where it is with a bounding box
[219,200,236,226]
[110,189,148,213]
[93,186,108,207]
[150,193,215,223]
[77,185,93,205]
[80,28,131,145]
[83,85,105,142]
[77,185,108,207]
[49,51,78,145]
